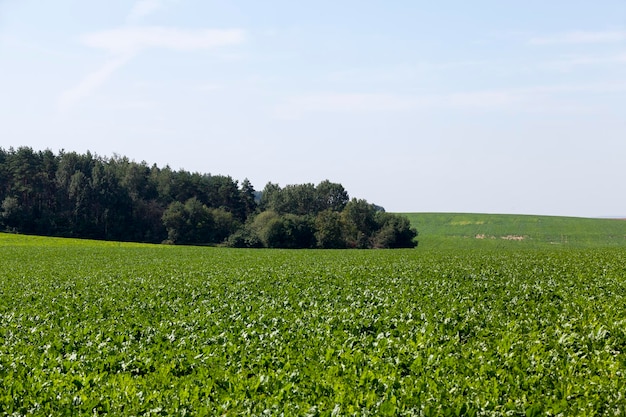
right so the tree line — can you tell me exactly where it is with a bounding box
[0,147,417,248]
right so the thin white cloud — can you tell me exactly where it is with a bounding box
[197,83,224,92]
[112,100,159,110]
[435,81,626,111]
[273,90,523,119]
[274,81,626,119]
[273,93,416,119]
[127,0,163,23]
[80,27,246,55]
[58,27,245,112]
[442,90,522,108]
[529,30,626,45]
[57,54,133,113]
[541,53,626,71]
[528,80,626,94]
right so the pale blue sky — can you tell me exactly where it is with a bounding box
[1,1,625,216]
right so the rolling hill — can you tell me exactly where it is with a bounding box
[401,212,626,249]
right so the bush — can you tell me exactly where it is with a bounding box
[373,212,418,248]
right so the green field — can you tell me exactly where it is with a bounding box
[1,231,626,415]
[403,212,626,249]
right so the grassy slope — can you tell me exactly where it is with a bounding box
[401,212,626,249]
[0,232,156,248]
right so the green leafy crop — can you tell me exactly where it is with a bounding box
[1,234,625,415]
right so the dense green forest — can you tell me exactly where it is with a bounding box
[0,147,417,248]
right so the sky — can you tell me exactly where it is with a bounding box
[1,1,625,217]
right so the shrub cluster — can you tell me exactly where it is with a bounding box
[229,188,417,248]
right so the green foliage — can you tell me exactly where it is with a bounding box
[1,147,415,249]
[277,183,318,215]
[281,213,316,249]
[227,183,415,249]
[225,226,263,248]
[233,200,416,249]
[249,210,283,247]
[244,211,315,248]
[314,210,346,249]
[342,198,379,248]
[0,196,21,228]
[162,200,193,243]
[316,179,349,212]
[162,198,239,245]
[335,199,417,249]
[372,212,418,248]
[239,178,257,219]
[259,180,348,215]
[1,234,625,414]
[0,147,256,243]
[209,207,240,243]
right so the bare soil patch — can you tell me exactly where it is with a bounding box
[501,235,525,241]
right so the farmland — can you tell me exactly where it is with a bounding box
[1,232,626,415]
[403,213,626,249]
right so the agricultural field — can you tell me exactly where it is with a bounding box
[403,213,626,250]
[1,232,626,415]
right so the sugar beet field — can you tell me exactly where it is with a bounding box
[1,234,626,416]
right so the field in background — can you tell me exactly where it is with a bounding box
[402,212,626,249]
[1,232,625,414]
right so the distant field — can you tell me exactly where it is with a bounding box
[1,232,625,414]
[401,212,626,249]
